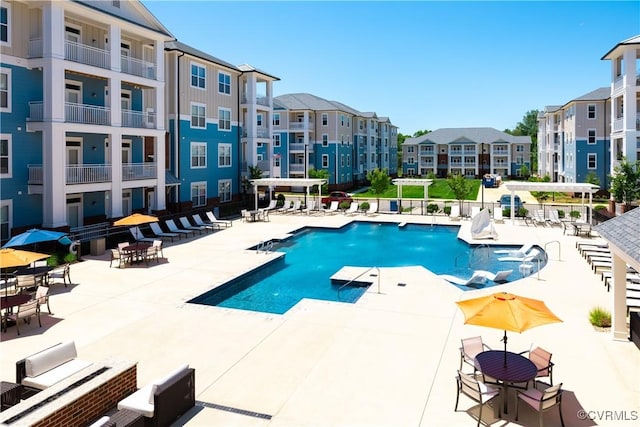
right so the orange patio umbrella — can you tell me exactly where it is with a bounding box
[113,213,159,227]
[456,292,562,366]
[0,248,50,269]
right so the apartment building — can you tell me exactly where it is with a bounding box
[272,93,398,188]
[601,35,640,172]
[537,88,611,186]
[401,128,531,178]
[0,0,173,238]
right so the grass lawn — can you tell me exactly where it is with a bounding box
[356,179,481,200]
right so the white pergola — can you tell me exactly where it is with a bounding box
[391,179,433,211]
[503,182,600,224]
[249,178,327,212]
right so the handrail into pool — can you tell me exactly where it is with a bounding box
[544,240,561,261]
[337,266,381,300]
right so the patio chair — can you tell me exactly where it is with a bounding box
[275,200,292,214]
[129,226,156,243]
[493,209,505,223]
[3,299,40,335]
[440,271,489,287]
[476,269,513,284]
[145,244,160,265]
[35,285,52,314]
[547,210,562,226]
[519,346,554,386]
[264,200,278,211]
[205,211,232,228]
[498,248,541,262]
[179,216,207,234]
[240,209,252,222]
[305,200,317,214]
[470,206,481,219]
[365,202,378,216]
[15,274,38,293]
[149,222,180,241]
[515,382,564,427]
[531,210,548,227]
[322,200,340,215]
[165,219,195,238]
[47,263,71,287]
[286,200,302,214]
[450,205,461,221]
[455,370,501,427]
[192,214,218,231]
[459,336,492,371]
[152,240,163,259]
[345,202,359,216]
[494,243,535,257]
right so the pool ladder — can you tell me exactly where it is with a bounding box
[256,240,273,254]
[337,266,381,301]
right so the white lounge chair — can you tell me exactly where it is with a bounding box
[192,214,218,231]
[493,208,504,223]
[449,205,461,221]
[547,209,562,226]
[345,202,359,216]
[205,211,232,228]
[275,200,292,214]
[530,210,548,227]
[498,248,541,262]
[129,226,155,243]
[264,200,277,211]
[286,200,302,214]
[322,200,339,215]
[365,202,378,216]
[470,206,481,219]
[165,219,195,237]
[494,243,535,257]
[149,222,180,241]
[179,216,206,234]
[439,270,489,286]
[306,200,316,214]
[476,269,513,283]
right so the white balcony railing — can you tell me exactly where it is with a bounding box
[67,164,112,184]
[122,109,157,129]
[290,122,315,131]
[240,95,271,107]
[122,163,157,181]
[121,56,156,79]
[30,164,156,185]
[65,40,110,69]
[28,165,43,184]
[28,38,43,58]
[289,164,306,172]
[289,143,314,152]
[65,102,110,125]
[613,118,624,132]
[242,128,270,138]
[613,75,624,92]
[28,102,44,121]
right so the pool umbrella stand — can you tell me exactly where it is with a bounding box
[113,213,159,227]
[3,228,72,248]
[456,292,562,367]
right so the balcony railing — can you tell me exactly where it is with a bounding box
[28,102,44,122]
[242,128,270,138]
[67,164,112,184]
[289,143,314,152]
[122,163,157,181]
[28,165,43,184]
[257,160,270,171]
[290,122,315,131]
[65,40,110,69]
[613,75,624,91]
[613,118,624,132]
[66,102,110,125]
[240,95,271,107]
[122,109,156,129]
[463,150,476,155]
[289,164,306,172]
[28,38,43,58]
[121,56,156,79]
[637,114,640,131]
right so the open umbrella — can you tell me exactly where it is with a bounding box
[113,213,159,227]
[456,292,562,366]
[0,248,50,269]
[2,228,72,248]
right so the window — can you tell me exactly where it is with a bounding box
[190,142,206,168]
[190,103,206,128]
[347,154,351,167]
[273,134,280,147]
[341,154,344,167]
[0,135,11,177]
[218,179,231,202]
[0,5,9,45]
[218,72,231,94]
[257,154,263,161]
[322,134,328,146]
[587,129,596,144]
[407,146,414,153]
[587,153,597,169]
[218,143,231,167]
[516,145,524,152]
[340,115,344,126]
[257,114,262,127]
[516,156,523,165]
[322,154,329,168]
[0,68,10,111]
[0,200,10,242]
[273,113,280,126]
[191,182,206,207]
[322,113,328,126]
[587,104,596,119]
[274,156,280,167]
[190,62,206,89]
[218,108,231,131]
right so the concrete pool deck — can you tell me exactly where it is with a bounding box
[1,212,639,426]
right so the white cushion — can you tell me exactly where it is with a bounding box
[117,384,155,418]
[22,358,93,390]
[87,416,111,427]
[148,364,189,404]
[25,341,78,378]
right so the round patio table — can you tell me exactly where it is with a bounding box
[475,350,537,414]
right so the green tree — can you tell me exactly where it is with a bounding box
[518,164,530,179]
[367,168,391,204]
[397,133,408,173]
[506,110,539,172]
[413,129,430,137]
[308,168,330,195]
[584,171,600,187]
[610,158,640,208]
[446,174,471,210]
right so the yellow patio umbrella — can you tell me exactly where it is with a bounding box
[113,213,159,227]
[456,292,562,366]
[0,248,50,269]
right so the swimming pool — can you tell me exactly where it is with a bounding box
[189,222,546,314]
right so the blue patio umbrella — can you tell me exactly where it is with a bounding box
[2,228,72,248]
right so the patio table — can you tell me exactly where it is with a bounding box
[122,243,152,264]
[1,294,32,332]
[475,350,537,414]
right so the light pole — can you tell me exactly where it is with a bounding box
[481,142,485,209]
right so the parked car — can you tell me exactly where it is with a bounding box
[321,191,353,207]
[497,194,524,210]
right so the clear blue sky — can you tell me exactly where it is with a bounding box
[143,0,640,135]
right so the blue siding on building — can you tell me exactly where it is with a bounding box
[575,138,610,186]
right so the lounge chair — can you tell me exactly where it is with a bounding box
[494,243,535,256]
[275,200,292,214]
[205,211,232,228]
[286,200,302,214]
[129,226,156,243]
[449,205,461,221]
[530,210,548,227]
[547,209,562,226]
[179,216,206,234]
[476,269,513,283]
[192,214,218,231]
[165,219,195,238]
[493,209,504,223]
[498,248,541,262]
[439,270,489,286]
[149,222,180,241]
[322,200,340,215]
[345,202,359,216]
[365,202,378,216]
[470,206,481,219]
[306,200,317,214]
[264,200,278,211]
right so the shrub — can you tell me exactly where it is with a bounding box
[359,201,370,211]
[443,206,451,216]
[557,209,565,218]
[594,205,607,211]
[570,210,581,220]
[502,208,510,217]
[64,253,77,264]
[589,307,611,328]
[339,201,351,210]
[517,207,528,217]
[427,203,439,214]
[276,193,285,207]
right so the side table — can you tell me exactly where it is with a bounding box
[109,409,145,427]
[1,381,22,411]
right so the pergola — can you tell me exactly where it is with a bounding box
[391,179,433,210]
[249,178,327,211]
[503,182,600,224]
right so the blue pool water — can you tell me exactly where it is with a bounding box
[189,222,545,314]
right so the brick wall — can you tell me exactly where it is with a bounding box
[31,365,137,427]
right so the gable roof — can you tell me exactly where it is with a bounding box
[237,64,280,81]
[274,93,358,114]
[75,0,173,37]
[594,208,640,270]
[601,34,640,60]
[404,127,531,145]
[165,41,239,72]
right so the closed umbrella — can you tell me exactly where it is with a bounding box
[3,229,72,248]
[113,213,159,227]
[456,292,562,366]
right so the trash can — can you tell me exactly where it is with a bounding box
[90,238,105,256]
[390,200,398,213]
[483,176,495,188]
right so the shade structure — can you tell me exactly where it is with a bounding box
[0,248,50,269]
[113,213,159,227]
[3,229,72,248]
[456,292,562,366]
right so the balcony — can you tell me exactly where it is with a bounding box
[122,163,157,181]
[65,40,110,69]
[290,122,315,131]
[289,143,314,152]
[121,56,156,79]
[242,127,270,138]
[241,95,271,107]
[289,164,306,173]
[613,118,624,132]
[463,149,476,155]
[66,103,110,125]
[122,109,156,129]
[28,164,111,185]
